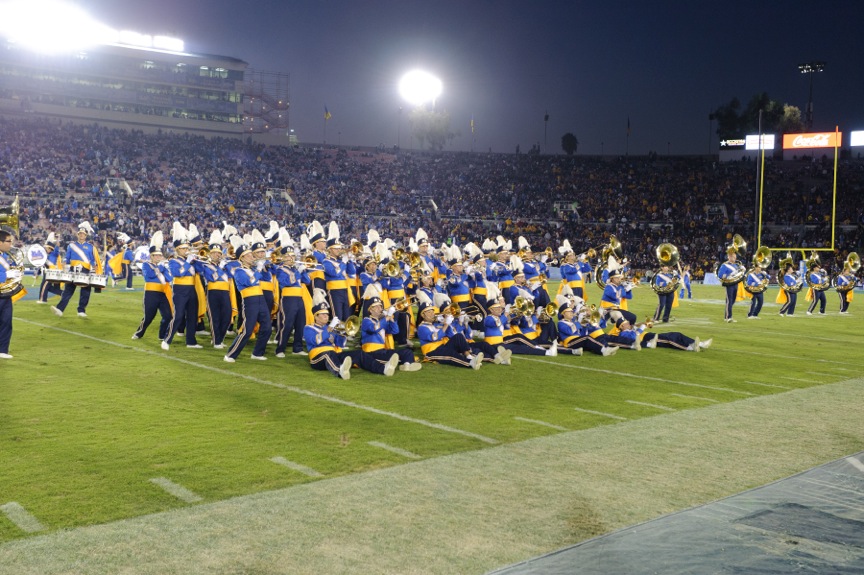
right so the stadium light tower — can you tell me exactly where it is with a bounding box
[398,70,442,108]
[798,61,825,129]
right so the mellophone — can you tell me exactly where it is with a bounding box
[44,268,108,288]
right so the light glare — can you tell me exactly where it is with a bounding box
[399,70,442,106]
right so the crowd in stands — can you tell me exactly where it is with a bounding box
[2,115,862,278]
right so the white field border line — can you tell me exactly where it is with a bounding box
[0,502,46,533]
[17,319,499,445]
[744,380,791,390]
[806,371,839,378]
[625,400,676,412]
[709,325,844,344]
[573,407,627,421]
[716,346,859,367]
[515,357,753,396]
[513,417,569,431]
[149,477,202,503]
[669,393,719,403]
[269,457,324,476]
[846,457,864,474]
[367,442,422,460]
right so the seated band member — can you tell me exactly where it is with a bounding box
[415,291,484,369]
[483,285,557,357]
[132,231,173,341]
[305,288,399,379]
[555,298,617,357]
[360,285,422,372]
[51,221,100,318]
[599,265,637,329]
[643,332,712,352]
[223,231,272,362]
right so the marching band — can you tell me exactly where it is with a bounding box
[3,207,861,369]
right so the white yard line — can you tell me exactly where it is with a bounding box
[846,457,864,473]
[0,502,46,533]
[669,393,718,403]
[269,457,324,477]
[744,381,791,390]
[625,400,676,412]
[367,442,422,460]
[572,407,628,421]
[17,319,498,445]
[513,417,569,431]
[149,478,202,503]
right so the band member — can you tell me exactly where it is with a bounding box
[678,265,692,299]
[745,264,768,319]
[37,232,63,303]
[121,234,136,290]
[444,245,473,313]
[643,332,712,352]
[558,240,585,299]
[652,265,677,323]
[381,248,411,347]
[360,286,422,371]
[307,220,328,292]
[132,231,173,341]
[223,233,272,362]
[161,222,202,350]
[322,221,352,321]
[462,242,489,316]
[600,266,637,328]
[835,260,856,314]
[0,229,22,359]
[305,289,399,379]
[489,236,515,304]
[483,285,556,357]
[415,292,484,369]
[555,297,618,357]
[806,262,828,315]
[274,230,312,357]
[51,221,100,318]
[250,232,276,327]
[193,230,233,349]
[717,247,743,323]
[778,261,800,317]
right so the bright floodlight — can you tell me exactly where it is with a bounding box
[399,70,442,106]
[0,0,117,52]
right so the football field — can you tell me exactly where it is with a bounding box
[1,280,861,574]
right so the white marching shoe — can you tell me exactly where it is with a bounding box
[545,341,558,357]
[470,352,484,370]
[161,341,170,351]
[383,354,399,376]
[699,338,713,349]
[339,357,352,380]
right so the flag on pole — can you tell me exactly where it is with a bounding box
[324,106,332,121]
[470,115,475,134]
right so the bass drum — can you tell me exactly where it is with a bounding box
[25,244,48,267]
[133,245,150,269]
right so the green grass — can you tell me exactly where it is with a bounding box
[0,279,858,545]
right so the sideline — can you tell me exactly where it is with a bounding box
[15,318,498,445]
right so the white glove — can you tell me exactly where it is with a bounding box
[218,261,226,269]
[386,306,396,317]
[186,254,196,263]
[444,315,454,326]
[295,263,306,272]
[341,254,349,264]
[436,314,444,324]
[529,281,541,291]
[504,304,512,316]
[329,317,341,328]
[540,255,548,263]
[459,312,468,324]
[256,260,265,271]
[5,269,22,280]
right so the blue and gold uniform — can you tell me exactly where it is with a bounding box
[163,250,200,347]
[52,222,100,317]
[717,252,744,322]
[37,234,62,303]
[132,247,173,341]
[274,258,312,355]
[225,259,272,361]
[745,267,769,318]
[194,253,233,348]
[652,267,678,323]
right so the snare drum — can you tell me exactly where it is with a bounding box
[88,274,108,288]
[72,272,91,287]
[44,268,65,282]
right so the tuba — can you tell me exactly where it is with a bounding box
[743,246,772,294]
[594,235,623,289]
[0,195,25,298]
[832,252,860,292]
[777,252,804,294]
[650,243,680,294]
[720,235,747,286]
[804,252,830,291]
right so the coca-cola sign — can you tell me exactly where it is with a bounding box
[783,132,842,149]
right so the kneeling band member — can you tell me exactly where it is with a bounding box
[361,285,422,372]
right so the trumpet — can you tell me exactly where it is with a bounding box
[303,253,318,266]
[392,295,416,313]
[198,247,210,258]
[578,304,602,327]
[270,251,283,264]
[349,240,364,256]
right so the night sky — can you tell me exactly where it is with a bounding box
[65,1,864,154]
